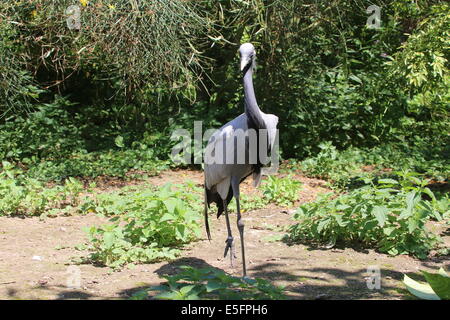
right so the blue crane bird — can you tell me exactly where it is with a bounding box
[203,43,279,276]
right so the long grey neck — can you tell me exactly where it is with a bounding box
[243,65,266,129]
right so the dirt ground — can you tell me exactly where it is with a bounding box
[0,169,448,300]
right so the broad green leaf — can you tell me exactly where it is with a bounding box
[175,224,186,240]
[336,204,351,211]
[349,74,362,84]
[383,227,394,236]
[103,232,116,249]
[399,208,413,220]
[372,206,388,227]
[163,199,178,214]
[422,188,436,201]
[154,290,183,300]
[160,212,175,222]
[334,214,348,227]
[408,176,422,185]
[406,191,418,210]
[422,271,450,300]
[206,280,226,292]
[408,218,419,233]
[403,274,440,300]
[179,285,197,295]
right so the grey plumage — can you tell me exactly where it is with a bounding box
[203,43,279,276]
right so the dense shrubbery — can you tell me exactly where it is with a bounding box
[0,97,85,161]
[286,172,448,258]
[0,0,448,163]
[299,141,449,189]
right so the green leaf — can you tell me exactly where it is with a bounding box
[349,74,362,84]
[422,271,450,300]
[163,199,178,214]
[154,290,183,300]
[317,218,330,233]
[408,218,418,233]
[103,232,116,249]
[334,214,348,227]
[179,285,197,295]
[175,224,186,240]
[383,227,394,236]
[160,212,175,222]
[422,188,436,201]
[378,179,398,184]
[372,206,388,227]
[114,136,125,148]
[336,204,351,211]
[403,274,440,300]
[406,191,418,209]
[206,280,226,292]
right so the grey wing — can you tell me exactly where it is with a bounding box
[204,114,249,198]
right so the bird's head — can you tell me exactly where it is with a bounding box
[239,43,256,72]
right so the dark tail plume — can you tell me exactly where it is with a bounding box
[204,180,212,241]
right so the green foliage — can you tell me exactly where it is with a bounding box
[0,0,207,112]
[389,3,449,114]
[0,161,83,216]
[300,141,449,189]
[404,267,450,300]
[132,266,286,300]
[25,149,168,182]
[227,192,267,214]
[261,175,302,207]
[286,173,447,259]
[0,96,85,161]
[300,142,363,187]
[1,0,448,164]
[0,96,169,182]
[0,16,44,116]
[240,193,268,212]
[83,183,202,268]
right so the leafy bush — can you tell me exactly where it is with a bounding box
[261,175,302,207]
[0,161,83,216]
[0,96,85,161]
[299,142,365,188]
[132,266,286,300]
[25,149,168,182]
[300,141,449,189]
[83,183,202,268]
[286,173,446,259]
[389,3,449,115]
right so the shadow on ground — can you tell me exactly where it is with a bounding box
[5,285,96,300]
[121,256,414,300]
[250,260,409,299]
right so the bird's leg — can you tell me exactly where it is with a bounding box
[223,199,236,267]
[231,177,246,277]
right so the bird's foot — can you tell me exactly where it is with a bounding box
[223,236,237,267]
